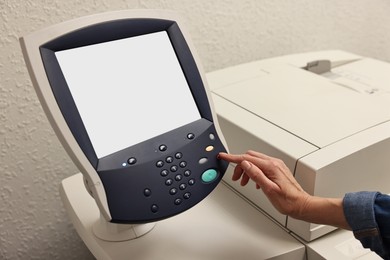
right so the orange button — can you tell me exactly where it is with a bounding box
[205,146,214,152]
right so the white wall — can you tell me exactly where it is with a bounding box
[1,0,390,259]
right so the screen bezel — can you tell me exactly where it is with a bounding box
[39,18,213,168]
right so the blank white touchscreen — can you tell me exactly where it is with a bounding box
[55,31,201,158]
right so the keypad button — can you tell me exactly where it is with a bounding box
[174,198,182,205]
[179,161,187,168]
[187,133,195,140]
[166,156,174,163]
[209,133,215,140]
[188,179,195,186]
[205,146,214,152]
[160,169,169,177]
[169,188,178,195]
[170,165,178,172]
[175,152,182,159]
[175,174,183,181]
[199,158,208,164]
[156,160,164,167]
[128,157,137,165]
[159,145,167,151]
[184,170,191,177]
[202,169,218,183]
[144,188,152,197]
[183,192,191,199]
[179,183,187,190]
[151,204,159,213]
[165,179,173,186]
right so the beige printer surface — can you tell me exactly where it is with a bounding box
[207,50,390,241]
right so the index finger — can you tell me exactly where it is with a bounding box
[218,152,247,164]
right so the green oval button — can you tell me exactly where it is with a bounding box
[201,169,218,183]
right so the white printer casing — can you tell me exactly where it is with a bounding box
[207,50,390,241]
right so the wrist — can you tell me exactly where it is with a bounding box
[290,193,313,220]
[292,195,350,229]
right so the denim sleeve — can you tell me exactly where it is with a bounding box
[343,191,390,259]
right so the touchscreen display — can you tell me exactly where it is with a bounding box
[55,31,201,158]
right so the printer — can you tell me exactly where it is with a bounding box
[207,50,390,241]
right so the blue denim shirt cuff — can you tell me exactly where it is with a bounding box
[343,191,379,236]
[343,191,388,258]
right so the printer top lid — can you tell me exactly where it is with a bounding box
[210,51,390,148]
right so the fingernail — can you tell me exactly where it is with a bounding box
[217,154,221,160]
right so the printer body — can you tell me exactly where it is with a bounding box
[207,50,390,241]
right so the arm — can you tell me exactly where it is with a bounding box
[219,151,390,258]
[218,151,351,230]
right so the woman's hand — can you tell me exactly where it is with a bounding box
[218,150,350,229]
[218,150,310,218]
